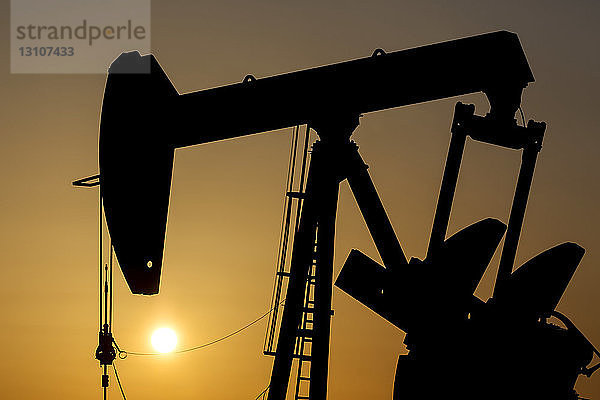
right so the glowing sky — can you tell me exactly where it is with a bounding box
[1,0,599,399]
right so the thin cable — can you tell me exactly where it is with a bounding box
[99,192,103,331]
[293,124,311,233]
[104,263,109,331]
[118,300,285,358]
[109,243,114,332]
[273,126,298,275]
[268,126,300,349]
[254,384,269,400]
[550,310,600,377]
[278,126,299,261]
[265,126,299,351]
[103,365,108,400]
[112,363,127,400]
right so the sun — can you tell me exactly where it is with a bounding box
[151,327,178,353]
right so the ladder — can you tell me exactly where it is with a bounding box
[264,125,338,400]
[293,242,317,400]
[264,220,319,400]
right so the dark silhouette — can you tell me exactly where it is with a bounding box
[336,102,594,400]
[96,31,598,399]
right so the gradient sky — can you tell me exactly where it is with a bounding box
[1,0,599,399]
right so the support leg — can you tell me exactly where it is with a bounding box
[345,142,408,268]
[426,117,468,261]
[493,144,539,299]
[309,143,341,400]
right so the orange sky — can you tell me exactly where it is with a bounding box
[1,0,599,399]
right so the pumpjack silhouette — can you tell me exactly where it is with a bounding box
[93,31,598,399]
